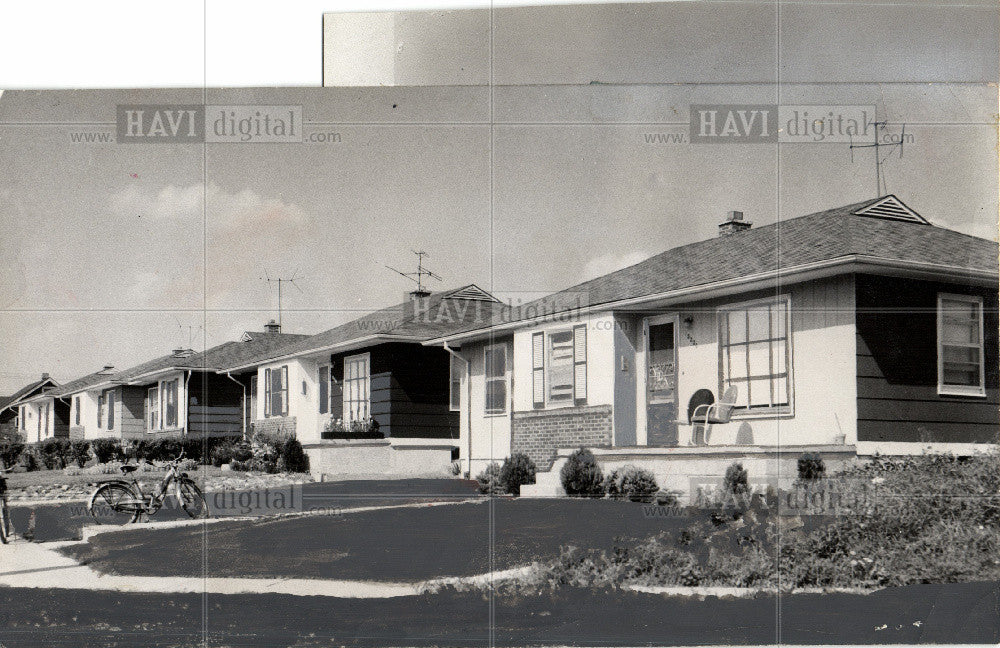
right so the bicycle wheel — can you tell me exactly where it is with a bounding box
[89,482,141,525]
[177,478,209,519]
[0,499,10,543]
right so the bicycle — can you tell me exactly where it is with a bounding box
[87,451,209,525]
[0,468,11,543]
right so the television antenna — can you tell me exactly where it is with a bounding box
[385,251,442,297]
[173,316,203,349]
[849,120,905,199]
[261,268,304,327]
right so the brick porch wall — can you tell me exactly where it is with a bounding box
[253,416,297,437]
[512,404,613,470]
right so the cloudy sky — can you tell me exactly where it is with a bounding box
[0,0,996,393]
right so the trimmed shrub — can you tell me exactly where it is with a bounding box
[91,438,124,463]
[560,448,605,498]
[605,465,659,502]
[70,440,91,468]
[210,440,252,467]
[0,430,26,469]
[723,462,749,495]
[38,438,72,470]
[475,462,504,495]
[20,447,40,471]
[797,453,826,481]
[499,453,536,496]
[278,437,309,473]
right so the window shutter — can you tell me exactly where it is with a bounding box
[264,368,271,417]
[532,332,545,408]
[280,366,289,416]
[319,366,330,414]
[573,325,587,403]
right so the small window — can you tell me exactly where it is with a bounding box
[263,366,288,417]
[547,330,575,403]
[449,355,463,412]
[162,380,178,428]
[938,294,986,397]
[147,386,159,430]
[102,389,116,429]
[484,343,508,415]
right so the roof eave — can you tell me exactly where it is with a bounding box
[423,256,998,345]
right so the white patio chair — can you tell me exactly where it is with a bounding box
[690,385,738,445]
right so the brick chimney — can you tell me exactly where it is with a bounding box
[41,372,50,380]
[98,365,115,375]
[264,319,281,334]
[719,210,752,236]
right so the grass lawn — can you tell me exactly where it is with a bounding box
[5,465,227,490]
[64,498,703,582]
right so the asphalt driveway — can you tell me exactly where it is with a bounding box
[63,498,697,582]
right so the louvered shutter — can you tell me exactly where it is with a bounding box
[573,325,587,404]
[264,368,271,417]
[532,332,545,408]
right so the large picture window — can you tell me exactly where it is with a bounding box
[719,297,791,413]
[484,343,508,415]
[264,366,288,418]
[343,353,370,422]
[938,294,986,397]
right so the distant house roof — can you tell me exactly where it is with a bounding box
[0,375,60,411]
[53,332,311,393]
[218,285,503,371]
[429,196,998,342]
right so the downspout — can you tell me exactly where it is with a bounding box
[443,342,472,477]
[182,370,192,437]
[224,371,248,440]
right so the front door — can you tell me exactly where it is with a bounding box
[645,317,678,446]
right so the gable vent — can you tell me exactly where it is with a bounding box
[853,196,929,224]
[444,285,500,303]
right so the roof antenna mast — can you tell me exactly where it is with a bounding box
[261,268,304,328]
[385,250,443,298]
[849,118,905,199]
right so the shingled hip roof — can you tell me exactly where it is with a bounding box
[427,196,998,342]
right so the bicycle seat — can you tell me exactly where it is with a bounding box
[120,465,139,474]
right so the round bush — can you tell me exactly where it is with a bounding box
[91,438,124,464]
[279,437,309,473]
[475,462,504,495]
[560,448,605,498]
[499,452,536,496]
[723,462,749,495]
[605,465,658,502]
[797,453,826,481]
[70,440,90,468]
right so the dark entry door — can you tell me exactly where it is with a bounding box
[646,319,678,446]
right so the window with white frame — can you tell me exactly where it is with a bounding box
[147,386,159,430]
[532,327,587,409]
[938,294,985,396]
[161,380,178,428]
[263,366,288,418]
[343,353,370,422]
[719,297,791,412]
[449,355,463,412]
[484,343,508,415]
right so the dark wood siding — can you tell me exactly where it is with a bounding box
[187,371,244,438]
[329,343,459,440]
[52,399,71,438]
[856,274,999,443]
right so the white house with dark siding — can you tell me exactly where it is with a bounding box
[429,196,999,492]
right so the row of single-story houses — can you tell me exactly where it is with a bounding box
[2,195,997,491]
